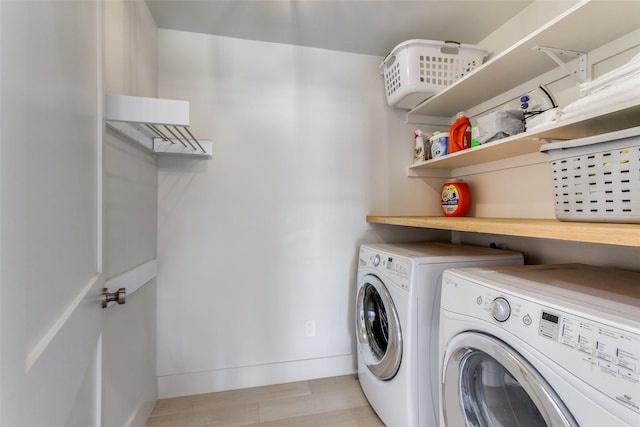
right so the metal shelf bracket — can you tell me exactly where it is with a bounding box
[533,46,587,83]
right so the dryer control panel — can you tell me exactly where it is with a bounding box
[359,247,411,291]
[442,272,640,419]
[537,309,639,388]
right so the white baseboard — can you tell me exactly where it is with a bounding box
[157,354,357,399]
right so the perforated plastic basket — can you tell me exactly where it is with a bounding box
[378,40,487,110]
[540,126,640,223]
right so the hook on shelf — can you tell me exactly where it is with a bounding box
[105,95,213,159]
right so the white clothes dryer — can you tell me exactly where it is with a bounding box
[439,264,640,427]
[355,242,523,427]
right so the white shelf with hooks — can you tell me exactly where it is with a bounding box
[105,94,212,159]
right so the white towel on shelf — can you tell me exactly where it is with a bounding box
[560,73,640,121]
[579,52,640,95]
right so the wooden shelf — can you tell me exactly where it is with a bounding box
[366,216,640,247]
[407,0,640,120]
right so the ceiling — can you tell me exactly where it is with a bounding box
[145,0,534,57]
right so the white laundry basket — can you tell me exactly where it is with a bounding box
[540,126,640,223]
[378,40,487,110]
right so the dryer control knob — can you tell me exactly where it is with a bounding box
[373,254,381,267]
[490,297,511,322]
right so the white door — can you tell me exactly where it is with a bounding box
[1,1,107,426]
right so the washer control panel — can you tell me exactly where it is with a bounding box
[537,309,639,383]
[442,272,640,416]
[359,248,411,290]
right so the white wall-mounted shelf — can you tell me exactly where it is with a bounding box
[406,0,640,122]
[408,99,640,176]
[105,94,212,159]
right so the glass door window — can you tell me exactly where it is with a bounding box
[459,352,546,426]
[442,332,577,427]
[356,274,402,380]
[363,284,390,361]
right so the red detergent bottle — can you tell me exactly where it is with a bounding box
[449,112,471,153]
[441,179,470,217]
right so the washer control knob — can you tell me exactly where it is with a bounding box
[490,297,511,322]
[373,254,380,267]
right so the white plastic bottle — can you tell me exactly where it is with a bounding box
[414,130,425,163]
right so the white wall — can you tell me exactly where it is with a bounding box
[155,30,445,398]
[102,1,159,426]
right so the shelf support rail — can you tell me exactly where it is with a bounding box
[533,46,587,84]
[145,124,207,154]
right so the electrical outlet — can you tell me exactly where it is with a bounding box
[305,320,315,337]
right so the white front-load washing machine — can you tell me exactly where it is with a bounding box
[355,242,523,427]
[439,263,640,427]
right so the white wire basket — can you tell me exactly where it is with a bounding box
[378,40,487,110]
[540,126,640,223]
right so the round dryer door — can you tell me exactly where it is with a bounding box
[356,274,402,380]
[442,332,578,427]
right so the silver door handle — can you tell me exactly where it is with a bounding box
[102,288,126,308]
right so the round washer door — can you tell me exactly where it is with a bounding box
[442,332,578,427]
[356,273,402,380]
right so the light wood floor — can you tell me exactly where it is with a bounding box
[145,374,385,427]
